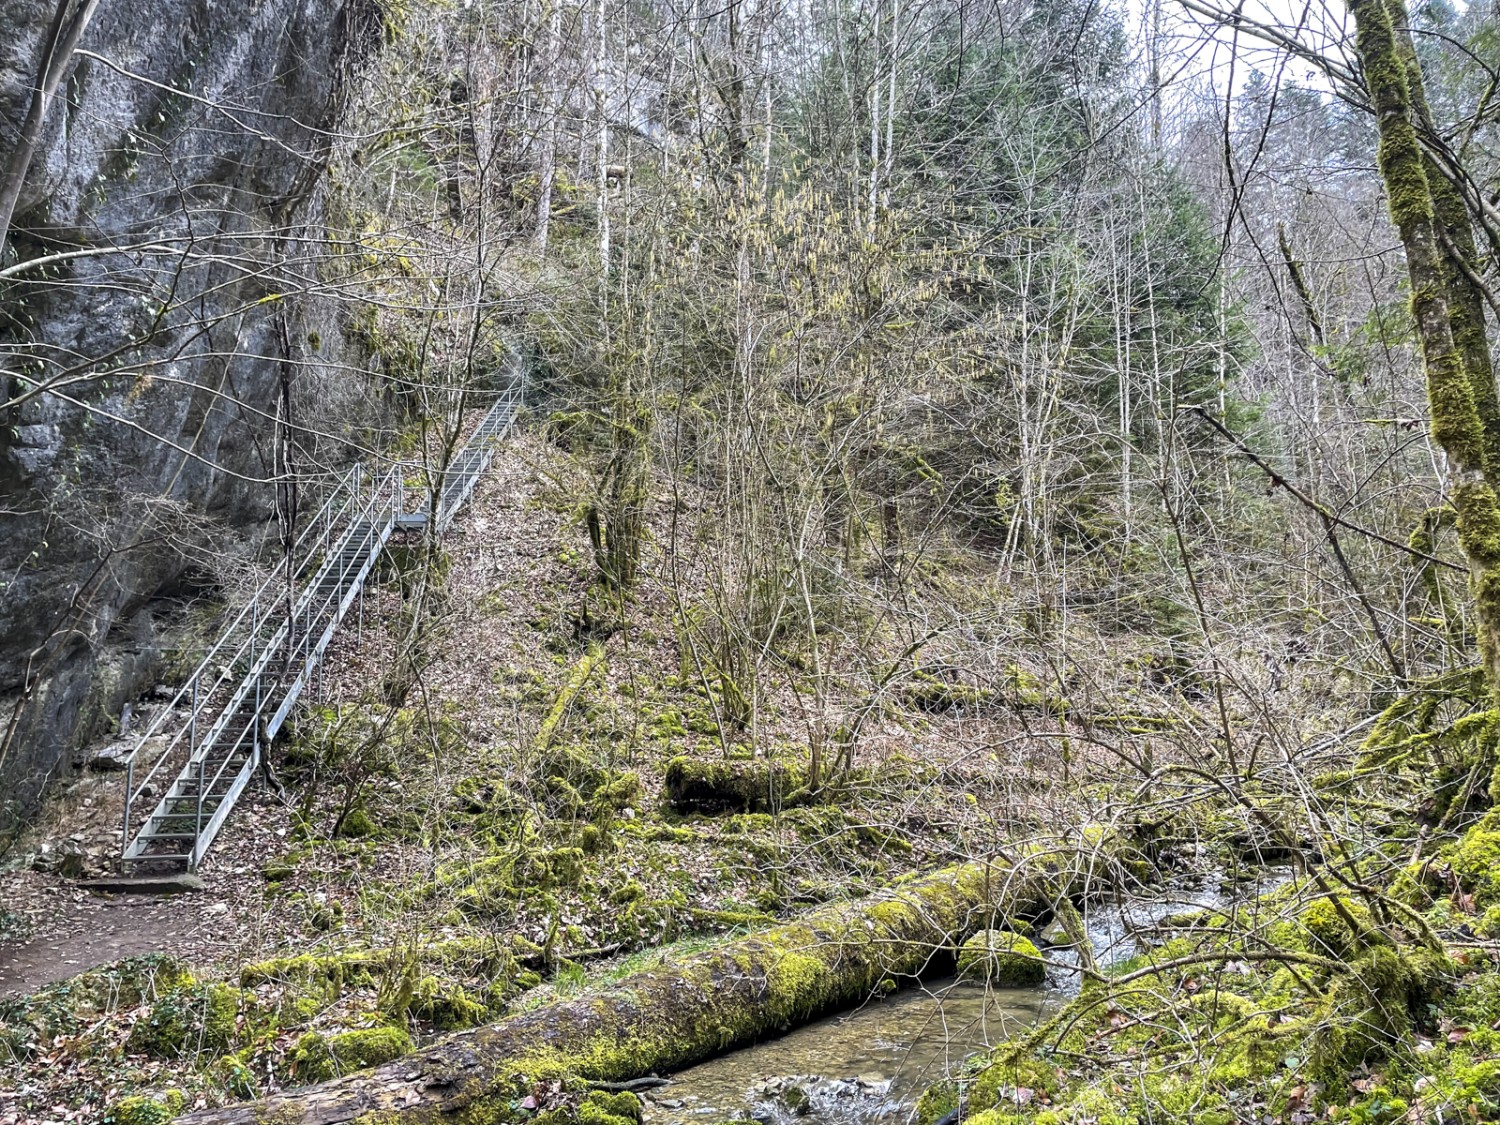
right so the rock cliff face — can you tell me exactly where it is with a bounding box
[0,0,383,838]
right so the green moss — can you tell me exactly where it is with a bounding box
[1296,897,1375,958]
[291,1026,413,1083]
[107,1090,186,1125]
[1312,945,1452,1085]
[902,672,995,713]
[971,1056,1063,1109]
[216,1053,258,1099]
[957,930,1044,986]
[263,856,297,882]
[538,744,611,797]
[5,954,192,1057]
[406,975,491,1030]
[336,806,377,838]
[536,644,607,750]
[241,951,371,995]
[611,881,646,905]
[914,1081,958,1125]
[579,1090,643,1125]
[128,982,243,1058]
[1453,811,1500,905]
[597,773,641,810]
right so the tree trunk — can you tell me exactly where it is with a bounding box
[1347,0,1500,695]
[178,853,1119,1124]
[0,0,101,254]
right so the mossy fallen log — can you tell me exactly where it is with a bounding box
[178,848,1116,1125]
[663,755,805,811]
[536,642,607,751]
[662,756,887,812]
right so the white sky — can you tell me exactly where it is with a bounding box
[1132,0,1356,98]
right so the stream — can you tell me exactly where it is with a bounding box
[642,870,1290,1125]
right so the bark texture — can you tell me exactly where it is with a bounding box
[1348,0,1500,695]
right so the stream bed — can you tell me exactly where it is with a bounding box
[642,977,1050,1125]
[642,870,1290,1125]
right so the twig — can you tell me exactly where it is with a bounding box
[1187,405,1464,572]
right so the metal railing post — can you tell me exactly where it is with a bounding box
[122,761,133,857]
[196,755,205,847]
[251,599,261,768]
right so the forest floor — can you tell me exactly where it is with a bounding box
[0,428,1330,1123]
[0,426,1116,1122]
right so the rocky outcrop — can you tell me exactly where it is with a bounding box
[0,0,385,838]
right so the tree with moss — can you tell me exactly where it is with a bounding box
[1347,0,1500,697]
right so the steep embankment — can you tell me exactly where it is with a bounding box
[0,0,382,836]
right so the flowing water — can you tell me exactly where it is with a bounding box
[643,870,1290,1125]
[642,978,1050,1125]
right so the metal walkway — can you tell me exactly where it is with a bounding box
[117,388,522,871]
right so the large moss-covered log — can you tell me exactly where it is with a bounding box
[663,755,806,811]
[179,852,1105,1124]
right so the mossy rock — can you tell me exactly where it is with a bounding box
[914,1080,958,1125]
[128,982,243,1058]
[579,1090,643,1125]
[970,1055,1063,1109]
[538,744,611,799]
[8,954,194,1055]
[1295,897,1373,958]
[957,929,1044,985]
[292,1026,413,1083]
[453,776,526,819]
[240,951,375,996]
[579,824,607,854]
[901,672,996,714]
[597,772,641,810]
[1453,811,1500,907]
[107,1090,186,1125]
[263,856,297,883]
[335,807,377,838]
[1311,945,1453,1085]
[406,975,491,1030]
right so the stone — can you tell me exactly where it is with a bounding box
[957,928,1045,985]
[1037,917,1071,946]
[0,0,385,838]
[80,873,206,895]
[88,742,134,772]
[32,837,85,878]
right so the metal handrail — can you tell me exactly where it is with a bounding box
[120,384,523,867]
[121,465,361,765]
[120,464,375,843]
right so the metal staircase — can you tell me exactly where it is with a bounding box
[118,388,522,871]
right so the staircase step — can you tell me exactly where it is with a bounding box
[120,395,517,873]
[82,873,203,894]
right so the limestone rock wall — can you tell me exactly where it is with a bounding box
[0,0,385,838]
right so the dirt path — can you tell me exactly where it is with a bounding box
[0,867,239,998]
[0,897,209,999]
